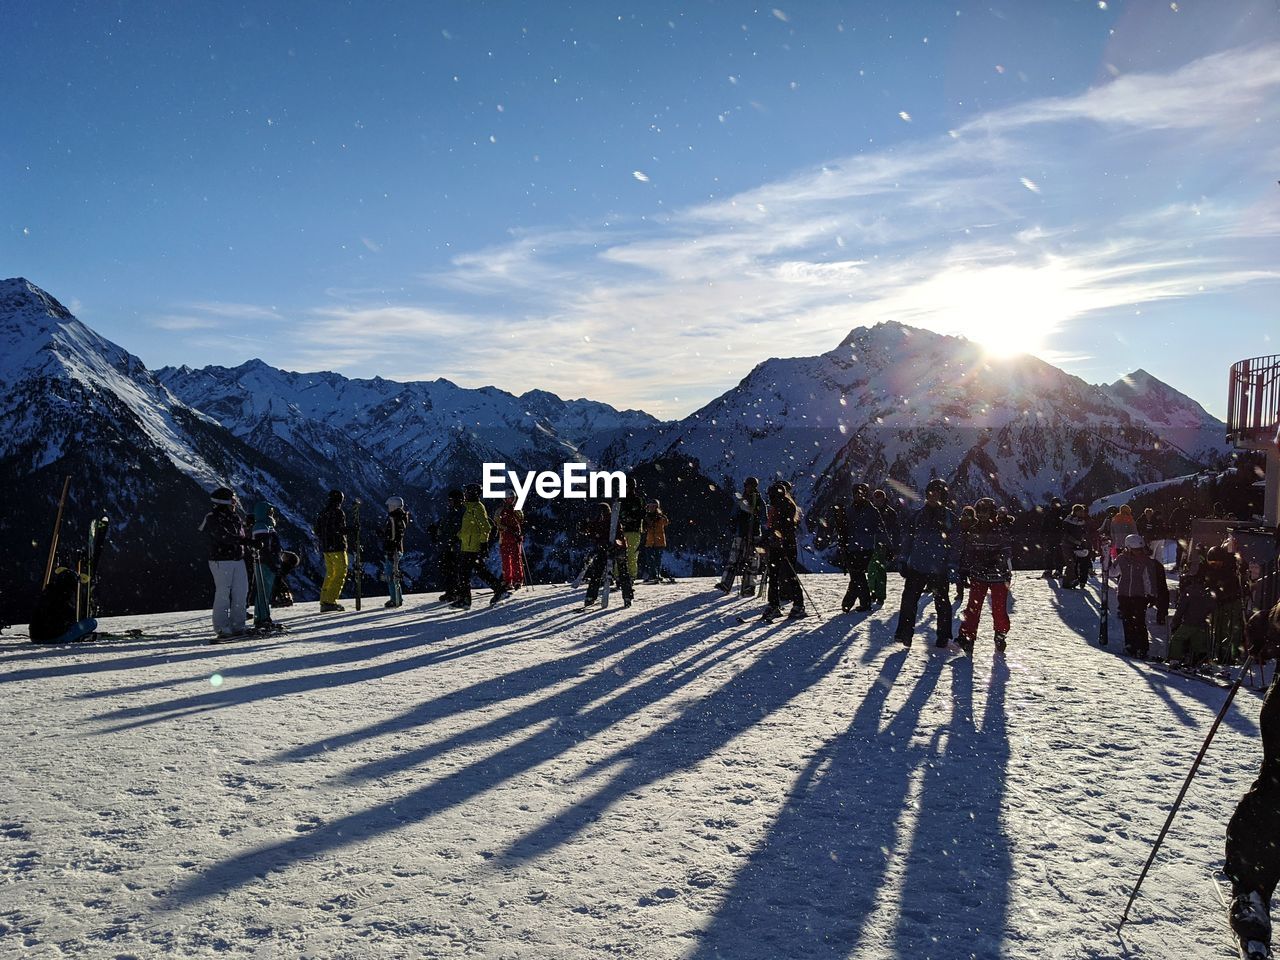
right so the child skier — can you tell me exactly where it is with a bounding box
[839,483,888,614]
[714,476,764,597]
[199,486,250,639]
[250,501,297,632]
[956,497,1013,654]
[1107,533,1169,659]
[496,494,525,590]
[381,495,411,608]
[1167,566,1216,668]
[316,489,349,612]
[868,488,899,607]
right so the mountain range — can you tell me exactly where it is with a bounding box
[0,278,1231,622]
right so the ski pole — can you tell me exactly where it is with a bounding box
[782,555,825,622]
[1118,653,1256,931]
[43,475,71,589]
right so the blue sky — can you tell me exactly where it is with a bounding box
[3,0,1278,418]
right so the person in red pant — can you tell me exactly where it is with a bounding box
[496,494,525,590]
[956,497,1013,654]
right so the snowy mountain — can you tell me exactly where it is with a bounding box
[615,322,1230,554]
[1101,368,1229,466]
[0,278,316,623]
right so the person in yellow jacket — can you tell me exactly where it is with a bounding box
[639,500,670,583]
[454,483,509,609]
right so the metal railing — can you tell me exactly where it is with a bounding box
[1227,354,1280,448]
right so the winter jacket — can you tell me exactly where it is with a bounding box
[199,505,248,562]
[1204,558,1245,607]
[1110,552,1170,609]
[767,497,800,555]
[643,510,669,548]
[584,512,626,553]
[1109,514,1139,546]
[620,496,646,534]
[459,502,492,554]
[1041,504,1067,544]
[732,492,764,541]
[497,505,524,543]
[1061,515,1089,556]
[380,508,410,557]
[840,501,888,554]
[959,520,1012,584]
[316,504,348,553]
[902,503,957,577]
[1171,573,1217,634]
[1137,515,1160,543]
[438,503,464,549]
[878,504,900,555]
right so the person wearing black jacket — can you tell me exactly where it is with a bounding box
[1060,504,1091,590]
[381,495,411,608]
[762,481,806,621]
[581,501,633,609]
[838,483,888,614]
[1041,497,1067,579]
[198,486,250,638]
[435,489,465,603]
[316,489,349,612]
[714,476,764,597]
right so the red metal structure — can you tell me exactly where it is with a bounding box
[1227,354,1280,524]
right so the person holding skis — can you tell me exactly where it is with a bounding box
[956,497,1014,654]
[316,489,350,612]
[868,488,899,607]
[838,483,887,614]
[435,489,465,603]
[581,501,633,609]
[1107,533,1169,659]
[762,480,806,621]
[1060,504,1092,590]
[496,494,526,591]
[1224,600,1280,959]
[380,496,411,608]
[199,486,251,639]
[714,476,764,597]
[639,499,669,584]
[249,501,297,632]
[893,478,957,648]
[28,562,96,644]
[454,484,507,609]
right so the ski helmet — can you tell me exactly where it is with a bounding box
[463,483,482,501]
[253,501,274,523]
[386,495,405,512]
[327,489,344,504]
[743,476,760,490]
[925,478,948,500]
[852,482,870,498]
[975,497,997,515]
[210,486,236,506]
[447,488,464,503]
[1124,534,1145,550]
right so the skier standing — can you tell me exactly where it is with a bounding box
[838,483,887,614]
[713,476,763,596]
[1166,566,1216,668]
[956,498,1014,654]
[198,487,251,639]
[249,501,297,631]
[1041,497,1067,579]
[1224,600,1280,958]
[316,489,349,612]
[639,499,669,584]
[581,501,633,609]
[620,487,646,583]
[496,494,526,590]
[436,489,465,603]
[380,496,411,608]
[762,480,806,622]
[454,484,507,609]
[1107,533,1169,659]
[893,478,956,648]
[1205,544,1247,664]
[1060,504,1092,590]
[868,488,899,607]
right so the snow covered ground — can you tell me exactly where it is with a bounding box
[1,575,1270,959]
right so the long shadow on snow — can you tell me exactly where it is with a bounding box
[684,643,951,959]
[86,593,597,732]
[161,598,858,907]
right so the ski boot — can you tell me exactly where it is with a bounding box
[935,635,951,649]
[896,633,913,648]
[450,599,471,610]
[623,598,633,608]
[320,602,345,612]
[490,585,510,606]
[438,592,455,604]
[957,632,975,655]
[994,632,1008,653]
[712,581,732,594]
[787,605,808,620]
[1229,889,1272,960]
[760,604,783,623]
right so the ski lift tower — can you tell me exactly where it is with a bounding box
[1227,354,1280,526]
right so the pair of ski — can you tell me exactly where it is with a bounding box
[209,623,289,645]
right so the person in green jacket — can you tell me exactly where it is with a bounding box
[619,486,645,581]
[454,484,508,609]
